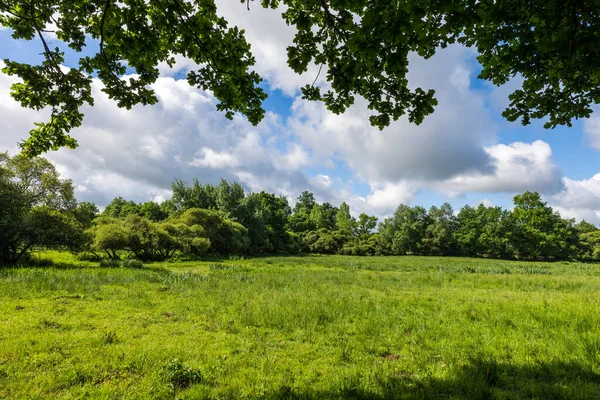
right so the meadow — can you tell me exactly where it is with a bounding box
[1,252,600,399]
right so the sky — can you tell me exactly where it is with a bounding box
[2,3,600,224]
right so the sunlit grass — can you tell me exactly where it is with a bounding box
[1,253,599,398]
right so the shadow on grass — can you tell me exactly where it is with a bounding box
[260,358,600,400]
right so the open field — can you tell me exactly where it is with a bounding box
[1,253,600,399]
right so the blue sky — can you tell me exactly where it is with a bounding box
[2,3,600,224]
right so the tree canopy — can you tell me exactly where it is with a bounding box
[2,0,600,155]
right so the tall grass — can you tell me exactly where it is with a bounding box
[0,253,599,398]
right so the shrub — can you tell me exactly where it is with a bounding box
[162,358,202,392]
[99,259,121,268]
[22,257,54,267]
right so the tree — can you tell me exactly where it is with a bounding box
[310,202,337,230]
[73,201,99,228]
[575,220,597,234]
[236,192,291,253]
[139,201,167,221]
[422,203,457,256]
[5,1,598,156]
[510,191,578,260]
[177,208,249,254]
[454,204,513,258]
[335,202,356,234]
[356,213,378,237]
[215,179,245,218]
[171,179,217,212]
[0,152,84,263]
[293,191,316,214]
[378,204,428,255]
[102,197,140,218]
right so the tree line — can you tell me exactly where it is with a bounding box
[2,152,600,265]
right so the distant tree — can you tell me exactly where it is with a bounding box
[335,202,356,234]
[578,231,600,261]
[303,229,349,254]
[287,210,316,235]
[215,179,245,218]
[87,215,210,260]
[356,213,378,237]
[454,204,514,258]
[73,201,99,228]
[510,191,578,260]
[422,203,458,256]
[102,197,140,218]
[0,152,84,264]
[379,204,428,255]
[293,191,316,213]
[159,199,178,219]
[171,179,218,212]
[310,202,338,230]
[139,201,167,221]
[575,220,597,234]
[236,192,292,253]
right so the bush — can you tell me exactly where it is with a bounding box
[162,358,202,391]
[22,257,54,267]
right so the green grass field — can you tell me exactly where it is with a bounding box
[1,252,600,399]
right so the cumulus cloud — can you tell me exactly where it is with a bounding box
[435,140,564,195]
[584,107,600,150]
[0,65,340,207]
[549,175,600,224]
[361,182,417,215]
[0,16,583,221]
[215,1,324,96]
[287,44,497,183]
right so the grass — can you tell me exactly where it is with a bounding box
[1,251,600,399]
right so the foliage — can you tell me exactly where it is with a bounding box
[378,204,428,255]
[303,229,350,254]
[73,201,99,228]
[335,202,356,234]
[1,0,266,156]
[4,1,600,155]
[356,213,378,237]
[87,214,211,260]
[161,359,203,392]
[177,208,248,255]
[0,152,85,264]
[454,204,514,259]
[101,197,140,219]
[510,191,578,260]
[1,153,597,262]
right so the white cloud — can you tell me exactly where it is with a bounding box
[435,140,564,195]
[477,198,495,208]
[550,175,600,224]
[190,148,241,169]
[287,44,497,183]
[215,0,324,95]
[0,62,349,208]
[361,182,416,215]
[584,107,600,150]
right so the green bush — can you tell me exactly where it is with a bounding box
[22,257,54,267]
[162,358,202,391]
